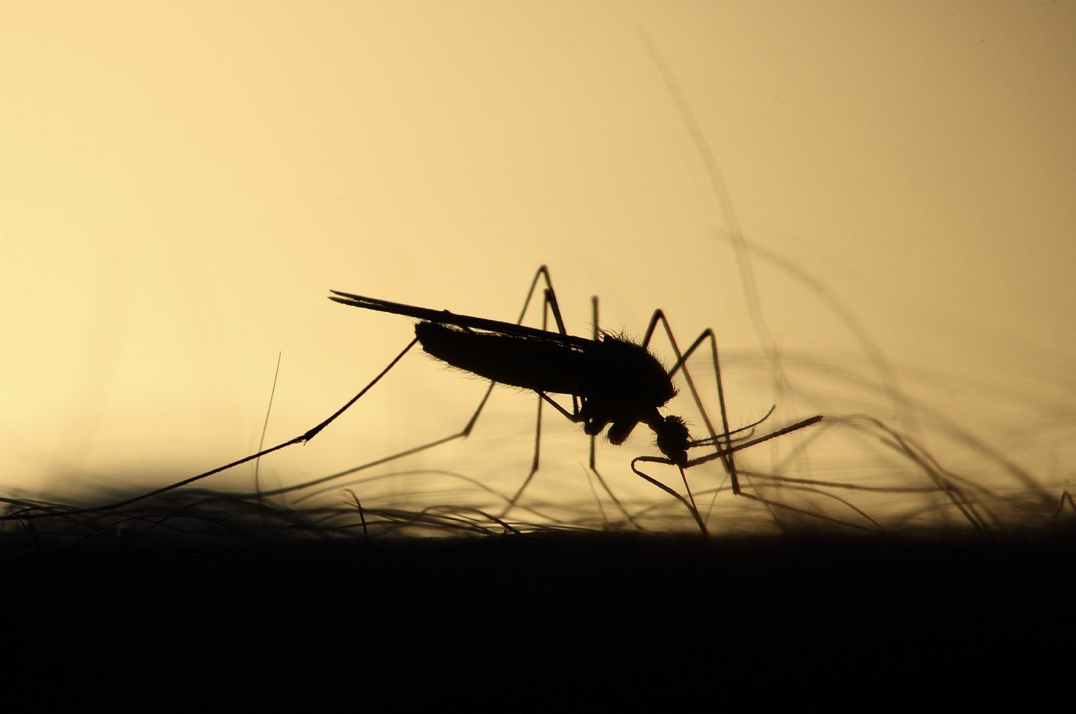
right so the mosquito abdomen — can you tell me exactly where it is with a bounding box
[415,321,586,396]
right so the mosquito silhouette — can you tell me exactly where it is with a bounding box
[329,266,821,532]
[331,288,691,467]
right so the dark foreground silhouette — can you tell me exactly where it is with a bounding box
[2,497,1071,708]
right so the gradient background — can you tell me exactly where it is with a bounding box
[3,2,1073,528]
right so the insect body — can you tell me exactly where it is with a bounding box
[328,269,823,535]
[328,290,692,465]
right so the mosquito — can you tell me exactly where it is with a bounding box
[329,265,821,532]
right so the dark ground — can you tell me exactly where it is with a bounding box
[3,524,1072,708]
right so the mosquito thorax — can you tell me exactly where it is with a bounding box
[591,334,677,408]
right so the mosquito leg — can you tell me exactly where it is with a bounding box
[476,266,564,520]
[3,337,422,523]
[584,294,640,528]
[620,310,742,532]
[497,270,583,519]
[529,267,581,419]
[496,273,639,528]
[631,457,707,535]
[641,311,739,494]
[636,313,740,513]
[497,287,557,517]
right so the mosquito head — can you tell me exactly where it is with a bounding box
[652,414,690,467]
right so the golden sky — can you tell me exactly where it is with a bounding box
[2,2,1073,521]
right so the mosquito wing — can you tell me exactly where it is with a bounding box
[329,290,593,349]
